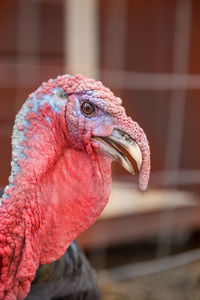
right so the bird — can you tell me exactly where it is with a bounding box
[0,74,150,300]
[0,185,100,300]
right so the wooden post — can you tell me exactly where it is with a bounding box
[64,0,99,79]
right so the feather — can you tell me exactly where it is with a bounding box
[25,242,100,300]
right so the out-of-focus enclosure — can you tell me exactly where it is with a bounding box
[1,0,200,299]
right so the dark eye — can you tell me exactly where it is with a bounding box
[81,102,96,116]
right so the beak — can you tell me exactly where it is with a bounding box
[91,129,142,175]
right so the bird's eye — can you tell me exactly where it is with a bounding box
[81,102,96,116]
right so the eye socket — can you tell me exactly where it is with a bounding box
[81,102,96,116]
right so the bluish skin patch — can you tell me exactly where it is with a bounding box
[72,92,113,138]
[42,88,68,113]
[30,87,68,114]
[45,116,51,124]
[8,87,68,191]
[3,86,112,201]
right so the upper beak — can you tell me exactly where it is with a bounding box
[91,129,142,176]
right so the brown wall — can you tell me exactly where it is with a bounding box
[0,0,64,186]
[0,0,200,193]
[100,0,200,192]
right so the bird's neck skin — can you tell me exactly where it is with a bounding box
[0,103,111,300]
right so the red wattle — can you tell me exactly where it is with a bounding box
[0,103,112,299]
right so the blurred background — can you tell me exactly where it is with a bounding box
[1,0,200,299]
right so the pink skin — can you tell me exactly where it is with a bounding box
[0,74,150,299]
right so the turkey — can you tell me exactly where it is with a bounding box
[0,186,99,300]
[0,74,150,299]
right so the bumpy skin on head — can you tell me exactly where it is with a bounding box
[0,74,150,299]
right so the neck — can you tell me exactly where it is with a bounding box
[0,102,111,299]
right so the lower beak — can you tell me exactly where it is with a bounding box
[91,129,142,175]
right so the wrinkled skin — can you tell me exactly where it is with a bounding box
[0,74,150,299]
[0,186,99,300]
[0,189,101,300]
